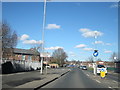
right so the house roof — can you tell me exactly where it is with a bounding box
[13,48,40,55]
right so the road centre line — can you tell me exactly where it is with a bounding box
[95,80,101,83]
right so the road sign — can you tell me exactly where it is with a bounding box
[41,52,51,57]
[93,50,98,57]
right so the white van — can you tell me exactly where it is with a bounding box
[97,64,107,75]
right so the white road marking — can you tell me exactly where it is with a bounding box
[113,80,118,83]
[108,86,112,88]
[15,72,24,75]
[96,80,101,83]
[5,74,14,76]
[3,72,24,76]
[86,74,89,76]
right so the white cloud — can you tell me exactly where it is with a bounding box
[80,28,90,33]
[20,34,29,40]
[46,24,61,29]
[105,43,112,46]
[79,28,103,38]
[75,44,87,48]
[69,52,76,57]
[94,41,104,44]
[104,50,112,53]
[83,48,94,51]
[92,41,112,46]
[20,34,43,45]
[45,46,63,50]
[23,40,43,45]
[111,3,119,8]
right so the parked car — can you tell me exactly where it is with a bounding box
[46,65,51,68]
[82,66,87,70]
[79,66,83,69]
[97,64,107,75]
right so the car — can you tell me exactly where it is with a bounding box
[97,64,107,75]
[46,65,51,68]
[82,66,87,70]
[79,66,83,69]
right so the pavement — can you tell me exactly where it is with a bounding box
[2,68,70,89]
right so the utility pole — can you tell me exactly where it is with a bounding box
[40,0,47,74]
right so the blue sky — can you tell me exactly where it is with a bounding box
[2,2,118,61]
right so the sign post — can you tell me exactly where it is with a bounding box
[93,50,98,75]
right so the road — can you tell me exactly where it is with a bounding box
[106,73,119,82]
[41,68,108,88]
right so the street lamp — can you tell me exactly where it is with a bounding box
[40,0,47,74]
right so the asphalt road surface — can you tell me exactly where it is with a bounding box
[42,68,108,88]
[106,73,119,82]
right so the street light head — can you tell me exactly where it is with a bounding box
[94,31,98,39]
[114,57,117,60]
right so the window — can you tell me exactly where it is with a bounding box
[28,56,32,61]
[22,55,25,60]
[97,65,105,68]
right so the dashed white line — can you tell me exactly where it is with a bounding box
[108,86,112,88]
[113,80,118,83]
[96,80,101,83]
[86,74,89,76]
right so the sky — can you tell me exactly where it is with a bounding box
[2,2,118,61]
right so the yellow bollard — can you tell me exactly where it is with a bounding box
[100,69,105,79]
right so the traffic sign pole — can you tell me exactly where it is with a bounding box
[93,31,98,75]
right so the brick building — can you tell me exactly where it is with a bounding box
[8,48,40,61]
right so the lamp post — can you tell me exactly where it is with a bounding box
[40,0,47,74]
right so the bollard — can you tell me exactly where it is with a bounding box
[100,68,105,79]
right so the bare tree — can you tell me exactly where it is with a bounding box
[1,22,18,60]
[52,48,68,66]
[30,46,41,61]
[0,23,2,60]
[96,58,102,61]
[87,56,94,63]
[110,52,118,62]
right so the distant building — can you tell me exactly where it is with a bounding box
[49,63,59,68]
[96,61,104,65]
[2,48,52,73]
[8,48,40,61]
